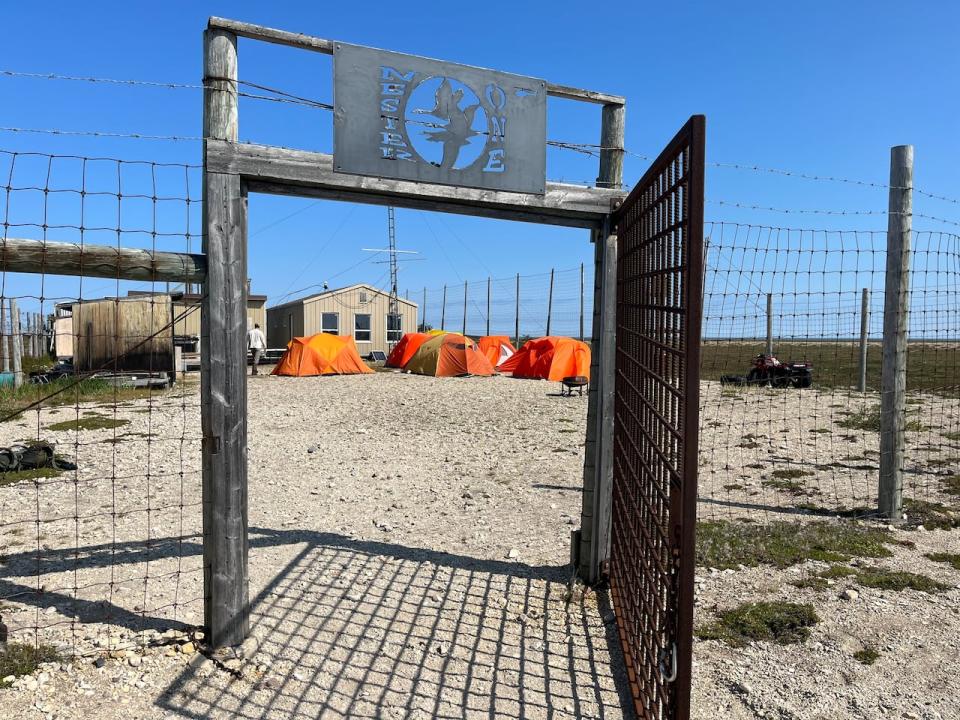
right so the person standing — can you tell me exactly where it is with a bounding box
[247,323,266,375]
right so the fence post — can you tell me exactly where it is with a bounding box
[546,268,554,336]
[486,277,491,337]
[201,26,249,648]
[462,280,467,336]
[579,262,585,341]
[441,284,446,330]
[10,299,22,388]
[578,98,624,583]
[765,293,773,356]
[1,300,8,373]
[858,288,870,392]
[514,274,520,348]
[879,145,912,521]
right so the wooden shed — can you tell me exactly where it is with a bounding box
[126,290,267,345]
[267,284,418,357]
[70,296,174,373]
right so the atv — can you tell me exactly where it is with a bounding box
[721,354,813,389]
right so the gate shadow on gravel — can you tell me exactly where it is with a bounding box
[157,527,632,720]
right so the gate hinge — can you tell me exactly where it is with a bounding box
[660,642,678,683]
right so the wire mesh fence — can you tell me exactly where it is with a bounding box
[698,222,960,526]
[0,149,204,665]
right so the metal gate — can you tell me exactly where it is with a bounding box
[608,115,705,720]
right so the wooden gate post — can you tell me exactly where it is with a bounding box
[576,99,625,583]
[202,26,250,648]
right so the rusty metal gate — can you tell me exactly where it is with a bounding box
[608,115,705,720]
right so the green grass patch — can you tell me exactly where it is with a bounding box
[0,378,161,423]
[722,483,744,491]
[943,431,960,442]
[770,468,814,480]
[854,648,880,665]
[697,602,818,647]
[904,498,960,530]
[696,520,893,570]
[836,405,923,432]
[0,642,61,687]
[852,568,949,593]
[925,552,960,570]
[927,457,960,468]
[47,416,129,432]
[0,467,62,487]
[941,475,960,497]
[762,477,817,495]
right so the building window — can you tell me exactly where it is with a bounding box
[359,290,369,304]
[321,312,339,335]
[354,313,371,342]
[386,314,402,343]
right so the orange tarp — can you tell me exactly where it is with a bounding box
[497,336,591,381]
[272,334,373,376]
[477,335,516,368]
[385,332,431,368]
[403,333,494,377]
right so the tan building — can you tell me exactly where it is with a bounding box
[127,290,267,343]
[267,284,418,356]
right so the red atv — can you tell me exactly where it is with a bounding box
[745,354,813,389]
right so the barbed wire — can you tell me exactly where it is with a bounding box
[709,200,960,228]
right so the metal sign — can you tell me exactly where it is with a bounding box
[333,43,547,194]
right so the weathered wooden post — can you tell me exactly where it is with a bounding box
[546,268,555,336]
[879,145,912,521]
[858,288,870,392]
[577,100,624,583]
[486,276,491,337]
[1,300,8,373]
[514,273,520,349]
[579,262,585,341]
[202,25,249,648]
[765,293,774,356]
[440,284,446,330]
[10,299,22,388]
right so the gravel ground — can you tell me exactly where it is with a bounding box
[0,372,958,719]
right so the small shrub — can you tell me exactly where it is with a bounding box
[0,467,62,487]
[854,648,880,665]
[925,552,960,570]
[698,602,819,647]
[903,498,960,530]
[0,642,61,686]
[47,416,129,432]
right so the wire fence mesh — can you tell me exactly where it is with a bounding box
[698,222,960,527]
[0,149,204,665]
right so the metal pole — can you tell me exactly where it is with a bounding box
[579,262,585,341]
[10,299,22,388]
[462,280,467,336]
[858,288,870,392]
[486,276,491,337]
[514,273,520,349]
[880,145,913,521]
[201,26,249,648]
[765,293,773,356]
[422,287,427,331]
[441,284,446,330]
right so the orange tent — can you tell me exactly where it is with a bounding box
[477,335,516,368]
[272,334,373,376]
[385,332,431,368]
[497,336,591,381]
[403,333,494,377]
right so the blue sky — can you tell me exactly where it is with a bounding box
[1,1,958,327]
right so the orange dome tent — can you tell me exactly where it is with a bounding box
[497,336,591,381]
[403,333,494,377]
[477,335,516,368]
[385,332,431,368]
[272,334,373,376]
